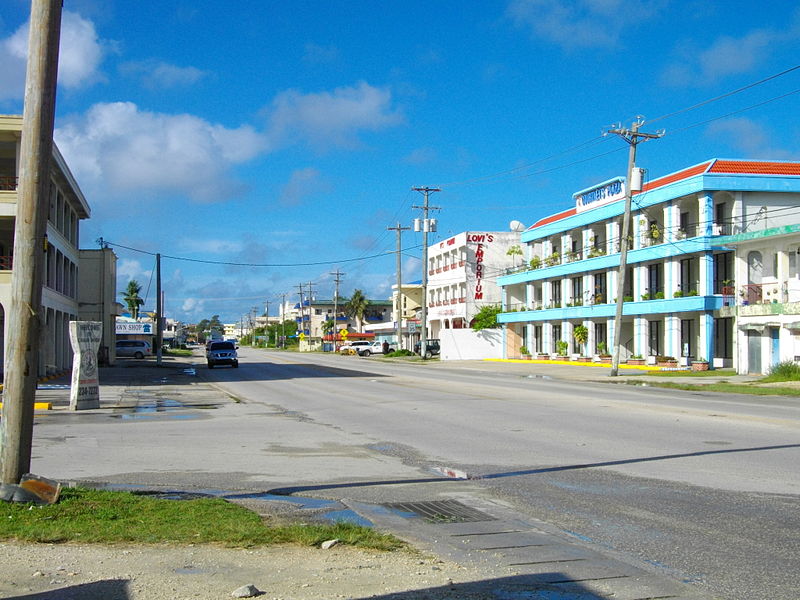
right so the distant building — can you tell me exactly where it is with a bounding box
[78,247,121,364]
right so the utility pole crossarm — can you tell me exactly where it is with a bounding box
[412,186,441,359]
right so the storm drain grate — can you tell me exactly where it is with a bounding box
[382,500,496,523]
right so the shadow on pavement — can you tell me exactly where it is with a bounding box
[5,579,130,599]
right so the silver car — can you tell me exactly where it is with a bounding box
[206,341,239,369]
[116,340,152,359]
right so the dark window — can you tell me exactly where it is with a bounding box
[534,325,542,353]
[680,319,694,357]
[594,323,607,352]
[594,272,607,303]
[648,264,663,295]
[680,258,698,294]
[571,277,582,303]
[714,317,733,359]
[713,252,734,293]
[551,280,562,307]
[552,324,562,347]
[648,320,662,356]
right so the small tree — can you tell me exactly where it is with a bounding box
[122,280,144,319]
[573,324,589,355]
[471,305,502,331]
[506,245,523,267]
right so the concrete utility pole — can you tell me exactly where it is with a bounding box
[280,292,287,348]
[608,118,663,377]
[330,269,344,350]
[306,281,316,337]
[295,284,305,338]
[412,187,440,359]
[1,0,63,484]
[387,222,410,350]
[155,253,162,365]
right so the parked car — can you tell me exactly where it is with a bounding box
[206,340,239,369]
[414,339,440,359]
[339,341,371,355]
[358,341,395,356]
[116,340,152,359]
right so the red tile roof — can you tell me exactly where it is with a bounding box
[635,161,712,195]
[528,207,576,230]
[708,160,800,175]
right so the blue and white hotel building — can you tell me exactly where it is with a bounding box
[497,159,800,373]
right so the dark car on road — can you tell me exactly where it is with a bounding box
[206,341,239,369]
[414,339,440,358]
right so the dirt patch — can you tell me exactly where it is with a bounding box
[0,541,503,599]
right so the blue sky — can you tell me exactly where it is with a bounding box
[2,1,800,324]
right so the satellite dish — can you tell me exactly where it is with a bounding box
[509,220,525,232]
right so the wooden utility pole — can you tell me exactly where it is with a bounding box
[387,222,410,350]
[1,0,63,483]
[608,119,663,377]
[155,253,162,365]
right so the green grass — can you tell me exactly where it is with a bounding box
[164,348,193,357]
[644,368,737,378]
[635,381,800,396]
[761,360,800,383]
[0,487,404,550]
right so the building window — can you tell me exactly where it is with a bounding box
[680,319,694,357]
[551,280,562,308]
[571,277,582,304]
[648,263,663,295]
[594,272,606,303]
[534,325,542,353]
[594,323,606,353]
[679,258,697,295]
[552,324,562,350]
[714,317,733,359]
[648,320,662,356]
[713,252,734,293]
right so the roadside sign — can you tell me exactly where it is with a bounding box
[340,329,349,339]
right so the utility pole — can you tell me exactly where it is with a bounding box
[1,0,63,484]
[295,283,305,339]
[608,118,663,377]
[280,293,287,348]
[306,281,316,338]
[330,269,344,350]
[388,222,410,350]
[412,187,440,359]
[263,300,269,346]
[155,253,162,365]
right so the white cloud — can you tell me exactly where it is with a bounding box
[662,29,779,86]
[179,238,245,255]
[705,117,795,159]
[0,10,105,101]
[55,101,266,202]
[119,59,208,89]
[278,167,329,206]
[506,0,662,50]
[267,81,404,150]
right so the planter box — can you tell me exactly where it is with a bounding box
[555,355,570,361]
[576,356,591,362]
[536,354,550,360]
[657,361,678,368]
[522,355,532,360]
[691,362,709,371]
[626,359,645,365]
[599,356,612,363]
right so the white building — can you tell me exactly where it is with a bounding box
[427,231,520,337]
[1,115,91,376]
[497,159,800,374]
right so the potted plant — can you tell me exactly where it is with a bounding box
[655,291,665,299]
[529,255,542,270]
[597,341,612,363]
[673,289,684,298]
[656,355,678,368]
[573,325,589,360]
[555,340,569,359]
[627,354,645,365]
[537,351,550,360]
[691,357,710,371]
[650,223,661,241]
[519,345,531,360]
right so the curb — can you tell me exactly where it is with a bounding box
[0,370,71,409]
[485,358,662,371]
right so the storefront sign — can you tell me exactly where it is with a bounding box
[470,234,494,300]
[116,322,153,334]
[574,178,625,213]
[69,321,102,410]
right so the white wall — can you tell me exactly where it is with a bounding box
[440,328,503,361]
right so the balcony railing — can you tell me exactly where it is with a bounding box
[0,175,18,191]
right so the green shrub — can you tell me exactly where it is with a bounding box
[763,360,800,382]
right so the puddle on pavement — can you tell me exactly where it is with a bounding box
[110,397,219,419]
[224,492,340,510]
[524,375,552,380]
[322,509,373,527]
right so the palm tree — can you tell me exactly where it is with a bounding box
[345,289,369,332]
[122,280,144,319]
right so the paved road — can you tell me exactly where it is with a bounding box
[30,348,800,599]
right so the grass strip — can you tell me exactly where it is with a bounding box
[643,368,737,378]
[637,381,800,396]
[0,487,404,550]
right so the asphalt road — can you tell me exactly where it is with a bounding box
[30,348,800,599]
